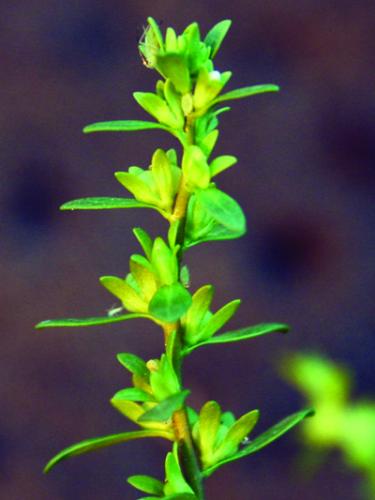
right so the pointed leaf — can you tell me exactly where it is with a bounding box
[127,474,164,495]
[213,410,259,460]
[210,155,238,177]
[35,313,146,329]
[83,120,168,133]
[138,390,190,423]
[133,227,153,260]
[198,299,241,342]
[204,20,232,58]
[146,17,164,49]
[200,129,219,157]
[60,197,151,211]
[117,353,149,379]
[183,323,289,354]
[134,92,181,129]
[112,388,154,403]
[198,401,222,461]
[164,452,195,496]
[149,283,192,322]
[202,408,315,476]
[149,354,181,402]
[44,429,174,473]
[214,84,280,104]
[115,172,160,206]
[184,284,213,336]
[100,275,147,312]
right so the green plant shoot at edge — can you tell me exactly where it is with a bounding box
[36,17,314,499]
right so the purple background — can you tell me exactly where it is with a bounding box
[1,1,374,499]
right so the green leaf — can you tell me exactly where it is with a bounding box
[156,53,191,94]
[138,390,190,423]
[183,323,289,354]
[213,410,259,461]
[185,187,246,247]
[134,92,181,129]
[197,187,245,233]
[60,197,151,211]
[115,172,160,207]
[151,237,178,286]
[83,120,168,133]
[198,299,241,342]
[100,275,147,312]
[164,495,197,500]
[214,84,280,104]
[199,129,219,157]
[198,401,222,461]
[149,354,181,401]
[204,20,232,58]
[182,145,210,191]
[117,353,149,379]
[133,227,153,260]
[44,429,174,473]
[149,283,192,322]
[35,313,145,329]
[146,17,164,49]
[112,388,154,403]
[184,284,213,336]
[127,474,164,496]
[209,155,238,177]
[164,452,195,496]
[202,408,315,477]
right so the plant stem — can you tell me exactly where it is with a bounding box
[173,408,205,499]
[167,114,205,499]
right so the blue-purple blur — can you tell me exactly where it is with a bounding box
[1,1,374,499]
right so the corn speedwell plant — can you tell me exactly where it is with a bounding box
[37,18,313,499]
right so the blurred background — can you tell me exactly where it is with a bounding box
[1,1,374,499]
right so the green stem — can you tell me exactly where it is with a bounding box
[166,114,205,499]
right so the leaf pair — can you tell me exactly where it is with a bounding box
[113,353,187,432]
[200,408,314,477]
[181,284,240,346]
[116,148,181,218]
[101,232,192,323]
[193,401,259,469]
